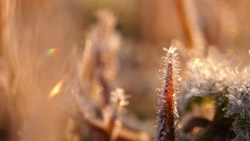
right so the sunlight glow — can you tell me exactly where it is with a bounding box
[48,80,64,99]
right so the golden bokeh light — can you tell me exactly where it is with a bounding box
[48,80,64,99]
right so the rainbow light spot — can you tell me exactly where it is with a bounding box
[45,48,57,56]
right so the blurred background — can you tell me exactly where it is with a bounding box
[75,0,250,124]
[0,0,250,140]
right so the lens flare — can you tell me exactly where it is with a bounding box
[48,80,64,99]
[45,48,57,56]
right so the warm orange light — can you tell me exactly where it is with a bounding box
[48,80,64,99]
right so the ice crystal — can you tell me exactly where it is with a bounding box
[228,65,250,118]
[177,48,239,140]
[156,46,180,141]
[179,48,235,110]
[103,88,129,122]
[227,65,250,140]
[110,88,130,113]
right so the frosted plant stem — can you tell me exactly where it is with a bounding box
[157,46,180,141]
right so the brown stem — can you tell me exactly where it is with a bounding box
[68,109,150,141]
[71,91,150,141]
[157,47,180,141]
[95,51,111,106]
[164,59,175,140]
[157,54,175,141]
[174,0,193,48]
[106,103,119,139]
[174,0,205,49]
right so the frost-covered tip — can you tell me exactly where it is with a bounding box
[157,46,180,141]
[110,88,129,108]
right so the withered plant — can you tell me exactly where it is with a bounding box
[155,0,250,141]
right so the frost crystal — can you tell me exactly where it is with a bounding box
[227,65,250,140]
[156,46,180,141]
[110,88,129,110]
[178,48,235,110]
[178,47,249,140]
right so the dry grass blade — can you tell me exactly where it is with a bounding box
[174,0,206,57]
